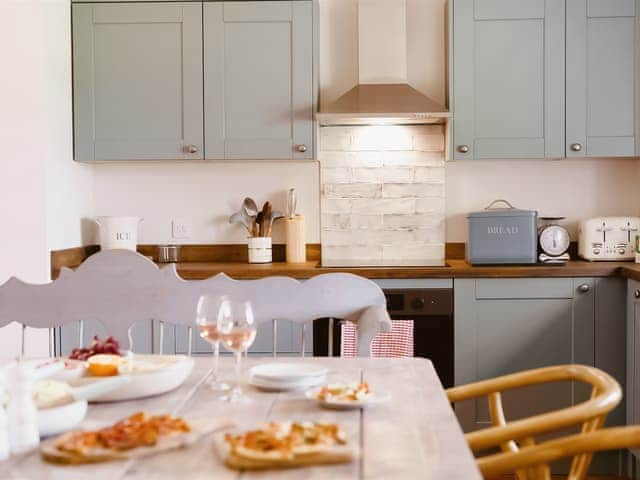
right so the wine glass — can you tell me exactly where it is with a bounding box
[196,294,230,391]
[218,299,257,402]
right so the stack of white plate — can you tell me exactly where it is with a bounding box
[248,363,328,391]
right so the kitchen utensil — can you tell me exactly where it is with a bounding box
[242,197,259,218]
[229,212,250,232]
[255,212,264,237]
[287,189,297,219]
[538,217,570,264]
[242,198,258,235]
[95,216,142,251]
[467,199,538,265]
[261,202,272,236]
[157,245,181,263]
[578,217,640,261]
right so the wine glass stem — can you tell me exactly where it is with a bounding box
[212,342,220,381]
[233,351,242,397]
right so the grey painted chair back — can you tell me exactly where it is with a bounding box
[0,250,391,358]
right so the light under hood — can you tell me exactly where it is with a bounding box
[317,0,450,126]
[316,84,450,126]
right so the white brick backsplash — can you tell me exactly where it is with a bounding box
[382,167,414,183]
[382,243,445,261]
[352,126,414,151]
[351,198,415,214]
[384,214,444,229]
[322,230,361,246]
[382,183,444,198]
[350,214,384,229]
[323,245,383,261]
[321,167,352,184]
[414,167,445,183]
[319,124,446,265]
[318,151,358,167]
[322,213,351,230]
[322,198,353,214]
[351,167,384,183]
[413,228,446,244]
[383,151,445,167]
[415,197,446,214]
[324,183,382,199]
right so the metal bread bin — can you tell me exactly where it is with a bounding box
[467,200,538,265]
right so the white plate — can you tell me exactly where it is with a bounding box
[305,388,391,410]
[73,355,194,402]
[249,363,328,383]
[38,400,87,437]
[248,374,325,392]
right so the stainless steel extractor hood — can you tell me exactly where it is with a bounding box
[317,0,450,126]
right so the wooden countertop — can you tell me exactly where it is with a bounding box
[50,244,640,281]
[174,259,640,281]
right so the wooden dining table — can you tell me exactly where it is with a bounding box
[5,357,481,480]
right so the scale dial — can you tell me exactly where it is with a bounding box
[539,225,571,256]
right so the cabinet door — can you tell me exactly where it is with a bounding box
[452,0,565,159]
[455,278,594,433]
[628,280,640,460]
[566,0,639,157]
[204,1,313,160]
[73,3,203,161]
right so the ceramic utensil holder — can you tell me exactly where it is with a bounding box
[248,237,272,264]
[285,215,306,263]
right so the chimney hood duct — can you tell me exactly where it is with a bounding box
[317,0,450,126]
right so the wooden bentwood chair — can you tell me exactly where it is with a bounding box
[446,364,625,480]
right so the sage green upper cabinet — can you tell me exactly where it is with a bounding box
[566,0,639,157]
[452,0,565,160]
[72,3,204,161]
[204,2,314,160]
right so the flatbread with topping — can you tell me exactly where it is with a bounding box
[219,421,356,470]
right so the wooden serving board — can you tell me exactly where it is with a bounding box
[41,418,235,465]
[213,432,358,471]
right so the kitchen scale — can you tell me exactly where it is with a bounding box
[538,217,571,264]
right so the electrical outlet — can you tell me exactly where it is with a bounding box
[171,220,192,239]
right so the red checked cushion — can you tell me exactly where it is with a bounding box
[340,319,414,358]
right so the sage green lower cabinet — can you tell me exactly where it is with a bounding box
[455,277,626,475]
[566,0,639,157]
[627,279,640,464]
[72,3,204,161]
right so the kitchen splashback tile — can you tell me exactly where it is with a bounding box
[319,124,445,266]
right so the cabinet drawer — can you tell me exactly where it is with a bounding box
[475,278,576,299]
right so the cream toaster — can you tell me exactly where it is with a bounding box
[578,217,640,261]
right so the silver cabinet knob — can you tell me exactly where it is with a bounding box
[578,284,590,293]
[635,290,640,299]
[186,145,198,154]
[457,145,470,154]
[297,145,308,153]
[570,143,583,152]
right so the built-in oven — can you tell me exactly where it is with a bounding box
[313,287,454,388]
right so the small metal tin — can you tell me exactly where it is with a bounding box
[157,245,181,263]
